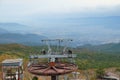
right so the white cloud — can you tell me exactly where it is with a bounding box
[0,0,120,15]
[0,0,120,22]
[0,0,120,42]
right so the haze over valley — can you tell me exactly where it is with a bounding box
[0,0,120,46]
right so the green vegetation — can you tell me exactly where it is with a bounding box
[0,43,120,80]
[96,68,105,78]
[76,49,120,69]
[32,76,38,80]
[0,43,120,70]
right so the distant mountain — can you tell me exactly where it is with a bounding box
[0,22,120,45]
[0,28,9,34]
[78,43,120,54]
[0,33,47,45]
[0,23,32,33]
[0,23,47,45]
[93,43,120,53]
[31,16,120,45]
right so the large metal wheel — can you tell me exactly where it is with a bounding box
[28,62,78,76]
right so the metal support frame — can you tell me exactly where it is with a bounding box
[28,39,77,80]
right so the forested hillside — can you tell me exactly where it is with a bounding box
[0,43,120,80]
[76,50,120,69]
[0,43,120,69]
[78,43,120,54]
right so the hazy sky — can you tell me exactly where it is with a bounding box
[0,0,120,25]
[0,0,120,43]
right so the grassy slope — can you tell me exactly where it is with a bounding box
[76,50,120,69]
[0,44,32,80]
[79,43,120,54]
[0,43,120,69]
[0,44,120,80]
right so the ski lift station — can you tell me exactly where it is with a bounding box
[2,59,23,80]
[1,39,79,80]
[27,39,78,80]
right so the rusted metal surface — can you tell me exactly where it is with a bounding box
[28,62,78,76]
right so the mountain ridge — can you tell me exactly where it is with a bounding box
[0,33,47,46]
[78,42,120,54]
[0,27,9,34]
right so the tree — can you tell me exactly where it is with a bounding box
[96,68,105,79]
[32,76,38,80]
